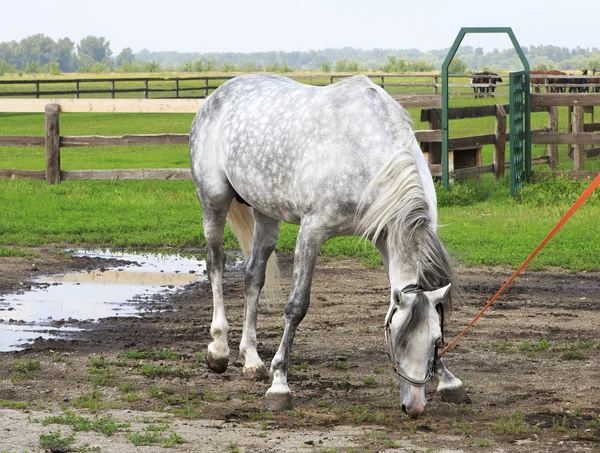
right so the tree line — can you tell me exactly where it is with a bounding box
[1,34,599,76]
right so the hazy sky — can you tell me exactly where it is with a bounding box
[3,0,598,55]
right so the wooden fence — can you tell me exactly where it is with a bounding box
[0,74,507,99]
[1,94,599,184]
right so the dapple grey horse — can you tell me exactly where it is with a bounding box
[190,74,469,417]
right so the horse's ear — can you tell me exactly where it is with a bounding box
[393,288,415,306]
[424,284,451,305]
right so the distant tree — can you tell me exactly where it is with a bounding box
[448,57,467,74]
[220,62,238,72]
[24,61,41,74]
[321,61,331,72]
[241,61,260,72]
[48,62,61,75]
[381,56,407,73]
[115,47,135,67]
[78,36,112,63]
[144,61,161,73]
[335,59,347,72]
[20,34,55,68]
[52,38,76,72]
[347,60,360,72]
[90,62,111,74]
[0,41,18,68]
[0,60,16,75]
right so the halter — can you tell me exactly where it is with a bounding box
[384,285,445,387]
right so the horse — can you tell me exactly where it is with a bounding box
[470,72,502,98]
[190,74,469,418]
[545,70,568,93]
[530,70,567,93]
[568,69,589,93]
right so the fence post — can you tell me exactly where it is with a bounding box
[548,106,559,169]
[574,106,584,171]
[45,104,61,185]
[493,104,507,177]
[144,79,149,99]
[110,80,115,99]
[434,75,438,94]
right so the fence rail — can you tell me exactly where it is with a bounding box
[0,74,510,99]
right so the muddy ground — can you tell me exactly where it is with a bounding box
[0,246,599,452]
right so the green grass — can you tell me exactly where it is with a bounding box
[88,357,115,386]
[494,409,533,434]
[42,411,129,435]
[125,426,184,447]
[39,430,76,451]
[10,360,41,380]
[71,389,105,413]
[0,400,29,410]
[120,348,181,361]
[136,363,188,378]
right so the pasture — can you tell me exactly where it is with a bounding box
[1,78,600,451]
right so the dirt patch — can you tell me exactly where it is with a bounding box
[1,248,599,452]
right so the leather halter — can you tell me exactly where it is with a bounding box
[384,286,445,387]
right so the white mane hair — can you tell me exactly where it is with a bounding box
[356,99,457,310]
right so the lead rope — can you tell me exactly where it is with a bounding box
[439,173,600,358]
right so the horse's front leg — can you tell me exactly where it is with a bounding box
[239,211,281,381]
[434,357,471,404]
[266,221,326,410]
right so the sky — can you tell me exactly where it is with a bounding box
[2,0,598,55]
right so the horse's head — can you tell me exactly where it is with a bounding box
[384,284,451,417]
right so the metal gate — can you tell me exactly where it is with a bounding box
[441,28,531,196]
[509,71,525,197]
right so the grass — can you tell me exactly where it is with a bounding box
[39,430,76,451]
[71,389,105,413]
[10,360,41,380]
[88,358,115,386]
[494,409,534,434]
[136,363,188,378]
[120,348,181,360]
[125,426,184,447]
[0,400,29,410]
[41,411,129,435]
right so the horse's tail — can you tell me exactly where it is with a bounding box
[227,199,282,308]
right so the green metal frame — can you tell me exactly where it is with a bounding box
[509,71,525,196]
[441,27,530,190]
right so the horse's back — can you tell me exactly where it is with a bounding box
[190,74,416,226]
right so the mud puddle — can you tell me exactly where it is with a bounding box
[0,249,206,351]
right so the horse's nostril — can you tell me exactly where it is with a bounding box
[401,404,408,414]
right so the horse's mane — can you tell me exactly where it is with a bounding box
[356,100,457,312]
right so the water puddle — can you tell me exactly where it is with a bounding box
[0,249,206,352]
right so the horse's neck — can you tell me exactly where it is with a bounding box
[387,253,419,292]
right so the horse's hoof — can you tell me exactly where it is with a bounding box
[439,385,471,404]
[265,391,292,411]
[206,353,228,373]
[243,365,268,381]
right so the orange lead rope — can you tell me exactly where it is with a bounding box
[439,173,600,358]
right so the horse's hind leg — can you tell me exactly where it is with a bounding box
[240,210,281,381]
[202,193,234,373]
